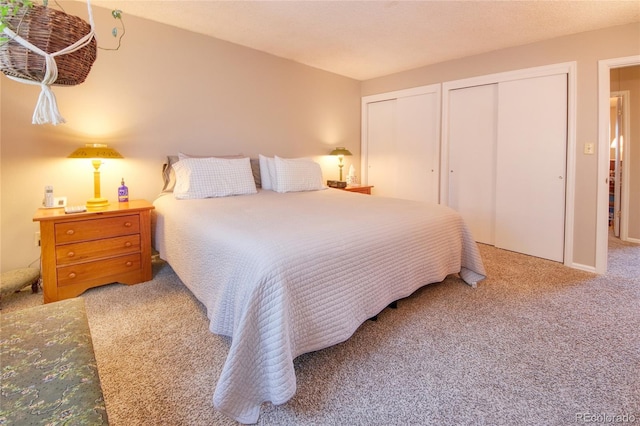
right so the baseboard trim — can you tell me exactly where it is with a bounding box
[569,262,598,274]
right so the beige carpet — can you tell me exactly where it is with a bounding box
[2,236,638,425]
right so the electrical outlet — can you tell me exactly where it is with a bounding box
[34,231,41,247]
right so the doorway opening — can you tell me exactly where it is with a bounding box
[608,87,630,240]
[597,57,640,274]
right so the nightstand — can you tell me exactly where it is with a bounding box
[33,200,155,303]
[341,185,374,195]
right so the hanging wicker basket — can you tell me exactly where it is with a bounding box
[0,4,97,86]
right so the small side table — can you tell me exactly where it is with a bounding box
[341,185,374,195]
[33,200,154,303]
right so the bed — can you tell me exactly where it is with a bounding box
[153,154,486,423]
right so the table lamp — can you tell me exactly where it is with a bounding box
[68,143,123,208]
[329,147,352,182]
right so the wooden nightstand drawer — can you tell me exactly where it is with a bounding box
[57,253,141,287]
[55,214,140,243]
[56,235,141,265]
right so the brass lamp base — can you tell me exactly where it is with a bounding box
[86,198,110,209]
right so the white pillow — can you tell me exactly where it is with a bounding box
[259,154,274,190]
[273,156,325,193]
[267,157,278,190]
[163,153,244,193]
[173,157,257,199]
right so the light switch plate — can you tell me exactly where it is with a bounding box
[584,143,595,155]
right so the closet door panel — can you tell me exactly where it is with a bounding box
[396,93,440,203]
[366,99,398,197]
[447,84,498,245]
[495,74,567,262]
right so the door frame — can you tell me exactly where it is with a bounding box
[596,56,640,274]
[441,61,577,268]
[610,90,631,241]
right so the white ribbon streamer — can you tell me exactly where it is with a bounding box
[1,0,96,125]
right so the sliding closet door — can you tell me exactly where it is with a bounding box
[447,84,498,245]
[395,94,440,203]
[366,99,398,197]
[363,86,440,203]
[495,74,567,262]
[446,72,568,262]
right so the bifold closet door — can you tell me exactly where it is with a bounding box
[495,74,567,262]
[365,93,440,203]
[447,84,498,245]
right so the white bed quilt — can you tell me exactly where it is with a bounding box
[153,189,486,423]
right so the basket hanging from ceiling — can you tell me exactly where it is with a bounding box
[0,5,97,85]
[0,1,97,124]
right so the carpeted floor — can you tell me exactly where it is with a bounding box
[2,236,638,425]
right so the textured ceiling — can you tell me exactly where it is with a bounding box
[85,1,640,80]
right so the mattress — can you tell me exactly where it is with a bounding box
[153,188,486,423]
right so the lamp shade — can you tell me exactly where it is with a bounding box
[330,147,352,156]
[68,143,123,159]
[610,135,624,152]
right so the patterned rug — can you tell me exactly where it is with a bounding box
[0,298,108,425]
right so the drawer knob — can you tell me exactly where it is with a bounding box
[66,229,75,235]
[67,251,75,258]
[124,241,132,248]
[68,272,77,279]
[124,222,132,228]
[125,261,133,267]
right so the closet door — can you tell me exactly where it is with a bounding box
[495,74,567,262]
[447,84,498,245]
[395,94,440,203]
[366,99,398,197]
[364,88,440,203]
[446,73,567,262]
